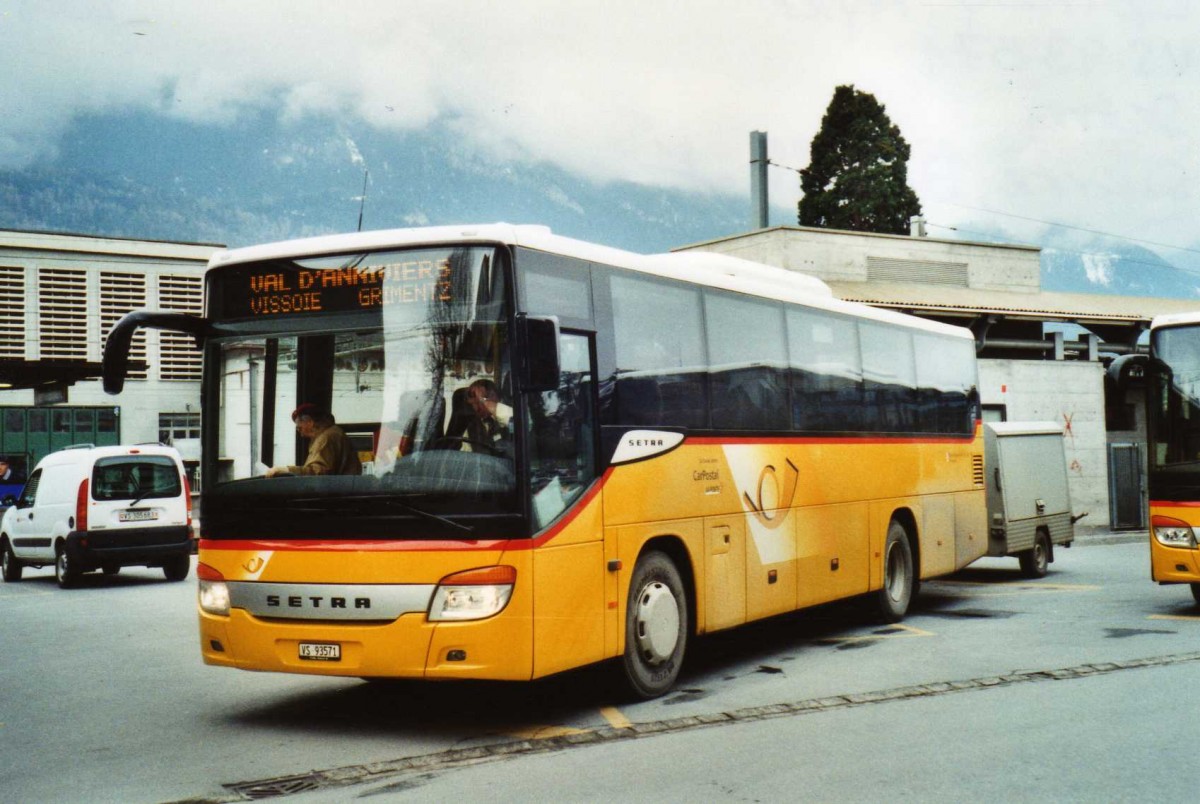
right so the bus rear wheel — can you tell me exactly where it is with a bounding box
[876,520,914,623]
[622,550,688,700]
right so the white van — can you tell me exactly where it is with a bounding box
[0,444,193,588]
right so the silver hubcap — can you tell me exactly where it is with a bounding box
[634,581,680,665]
[56,552,67,579]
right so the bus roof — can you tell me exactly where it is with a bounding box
[210,224,974,341]
[1151,311,1200,331]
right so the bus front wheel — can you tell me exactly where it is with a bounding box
[622,550,688,700]
[877,520,914,623]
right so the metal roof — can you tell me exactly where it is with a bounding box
[824,281,1200,324]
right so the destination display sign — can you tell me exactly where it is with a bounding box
[214,257,454,319]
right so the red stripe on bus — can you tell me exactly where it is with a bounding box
[1149,500,1200,507]
[687,434,977,446]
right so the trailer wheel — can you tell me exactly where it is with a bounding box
[876,519,914,623]
[1019,530,1050,578]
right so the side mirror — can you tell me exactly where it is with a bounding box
[103,311,211,394]
[517,315,560,392]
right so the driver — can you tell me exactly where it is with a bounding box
[266,403,362,477]
[464,378,511,453]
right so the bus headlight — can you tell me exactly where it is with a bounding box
[429,566,516,621]
[1152,516,1196,548]
[197,562,231,616]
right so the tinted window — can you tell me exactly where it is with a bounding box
[787,308,863,432]
[522,252,592,322]
[914,333,977,434]
[611,275,707,429]
[706,292,788,430]
[92,456,181,501]
[860,322,916,432]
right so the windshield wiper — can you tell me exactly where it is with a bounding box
[292,495,475,534]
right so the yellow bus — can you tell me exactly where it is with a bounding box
[103,224,986,698]
[1126,312,1200,602]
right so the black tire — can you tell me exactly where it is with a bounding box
[1019,531,1051,578]
[102,564,120,576]
[2,540,22,582]
[1190,583,1200,606]
[876,520,914,623]
[55,546,79,589]
[163,555,190,582]
[622,550,688,699]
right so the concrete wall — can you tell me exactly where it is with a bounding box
[979,358,1108,529]
[679,226,1041,293]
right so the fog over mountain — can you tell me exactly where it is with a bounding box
[3,111,1199,300]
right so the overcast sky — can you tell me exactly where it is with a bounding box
[2,0,1199,255]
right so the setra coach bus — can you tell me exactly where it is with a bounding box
[1118,312,1200,603]
[103,224,987,698]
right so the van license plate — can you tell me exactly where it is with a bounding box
[299,642,341,661]
[118,510,158,522]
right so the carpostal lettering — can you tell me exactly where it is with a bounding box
[266,594,371,609]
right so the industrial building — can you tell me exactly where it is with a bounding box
[0,229,218,485]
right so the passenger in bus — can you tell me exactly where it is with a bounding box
[265,403,362,477]
[464,378,512,454]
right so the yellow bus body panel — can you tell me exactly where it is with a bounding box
[200,431,984,681]
[198,543,535,680]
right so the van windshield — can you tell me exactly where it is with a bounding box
[92,456,181,501]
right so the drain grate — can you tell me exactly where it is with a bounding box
[226,775,322,800]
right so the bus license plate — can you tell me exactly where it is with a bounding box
[299,642,341,661]
[119,510,158,522]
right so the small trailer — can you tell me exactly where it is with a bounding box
[984,421,1084,577]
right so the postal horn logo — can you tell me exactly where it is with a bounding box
[742,458,800,530]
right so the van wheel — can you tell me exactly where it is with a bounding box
[876,520,914,623]
[2,541,22,582]
[622,550,688,699]
[1019,531,1050,578]
[55,547,79,589]
[163,555,190,582]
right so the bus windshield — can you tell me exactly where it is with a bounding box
[205,245,521,538]
[1151,325,1200,470]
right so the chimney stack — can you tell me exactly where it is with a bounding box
[750,131,768,229]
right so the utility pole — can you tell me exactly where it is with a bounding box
[750,131,769,229]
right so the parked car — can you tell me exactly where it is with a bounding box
[0,443,193,588]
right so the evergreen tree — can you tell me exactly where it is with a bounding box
[798,85,921,235]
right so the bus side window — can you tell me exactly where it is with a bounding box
[527,333,596,529]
